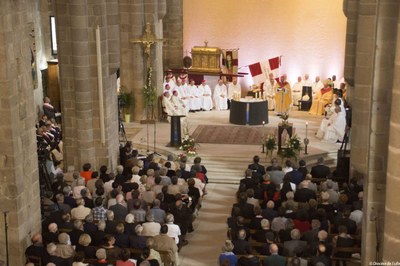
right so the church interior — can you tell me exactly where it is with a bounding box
[1,0,400,265]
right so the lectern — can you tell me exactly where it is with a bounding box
[169,115,185,147]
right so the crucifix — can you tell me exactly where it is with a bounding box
[130,22,165,66]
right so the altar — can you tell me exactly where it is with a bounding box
[229,99,268,125]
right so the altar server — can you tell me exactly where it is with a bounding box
[213,79,228,111]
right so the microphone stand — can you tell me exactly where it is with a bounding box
[152,119,161,156]
[3,211,9,266]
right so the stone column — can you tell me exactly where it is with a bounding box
[163,0,184,69]
[0,1,42,264]
[344,0,398,263]
[383,3,400,262]
[119,0,166,121]
[55,0,119,170]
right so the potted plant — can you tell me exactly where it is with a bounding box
[281,134,302,161]
[265,134,277,157]
[119,88,133,123]
[143,67,157,120]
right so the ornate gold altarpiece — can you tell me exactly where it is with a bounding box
[191,42,221,73]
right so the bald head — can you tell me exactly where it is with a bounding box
[269,243,279,254]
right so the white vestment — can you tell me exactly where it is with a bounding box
[188,84,201,110]
[303,78,313,87]
[175,84,190,112]
[213,84,228,110]
[264,80,276,110]
[170,95,187,116]
[291,81,303,106]
[316,107,346,143]
[198,84,213,111]
[228,82,241,99]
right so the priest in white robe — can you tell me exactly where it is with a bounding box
[303,74,313,87]
[291,76,303,107]
[213,79,228,111]
[228,78,241,109]
[171,90,187,116]
[264,73,276,111]
[162,91,177,116]
[198,80,213,111]
[175,79,190,113]
[188,79,201,112]
[316,98,346,143]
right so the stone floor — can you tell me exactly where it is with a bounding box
[123,109,343,265]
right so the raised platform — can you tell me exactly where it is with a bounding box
[125,109,343,183]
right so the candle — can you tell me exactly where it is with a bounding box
[262,121,265,126]
[96,26,105,145]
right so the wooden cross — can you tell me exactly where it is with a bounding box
[130,22,165,66]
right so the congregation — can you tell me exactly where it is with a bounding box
[27,135,210,265]
[219,155,363,266]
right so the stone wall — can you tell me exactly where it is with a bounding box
[163,0,183,69]
[55,0,119,170]
[383,3,400,262]
[119,0,166,121]
[0,1,42,264]
[344,0,399,263]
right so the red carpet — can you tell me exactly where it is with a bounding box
[191,125,294,145]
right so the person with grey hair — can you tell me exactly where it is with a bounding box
[148,199,166,223]
[131,166,142,184]
[218,240,238,266]
[91,220,107,247]
[68,219,84,246]
[109,194,128,222]
[55,233,75,259]
[129,225,148,249]
[43,223,59,245]
[142,212,161,237]
[71,198,91,220]
[310,157,331,179]
[165,213,182,245]
[283,228,308,256]
[232,229,250,255]
[71,171,84,189]
[159,166,171,186]
[43,243,69,266]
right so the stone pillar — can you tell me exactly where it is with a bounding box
[0,1,42,264]
[163,0,184,69]
[119,0,166,121]
[383,3,400,262]
[344,0,398,263]
[55,0,119,170]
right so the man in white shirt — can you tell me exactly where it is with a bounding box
[171,90,187,116]
[332,75,340,90]
[198,80,213,111]
[213,79,228,110]
[291,76,303,107]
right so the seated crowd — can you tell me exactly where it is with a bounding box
[220,155,363,266]
[26,142,209,266]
